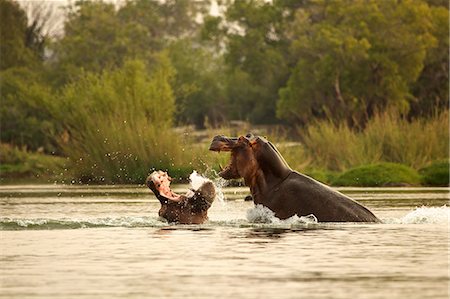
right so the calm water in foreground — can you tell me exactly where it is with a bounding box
[0,183,449,299]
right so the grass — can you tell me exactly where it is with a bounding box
[419,160,450,186]
[0,143,67,183]
[297,110,449,172]
[332,163,421,187]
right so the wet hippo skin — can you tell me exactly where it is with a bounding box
[146,171,215,224]
[209,134,380,222]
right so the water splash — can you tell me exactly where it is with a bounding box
[0,216,167,230]
[189,170,211,190]
[189,170,226,204]
[392,206,450,224]
[2,206,448,230]
[246,204,318,225]
[212,177,228,204]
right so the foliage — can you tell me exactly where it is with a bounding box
[55,57,186,183]
[51,0,207,85]
[54,1,127,76]
[0,0,44,70]
[0,143,66,181]
[299,110,449,172]
[277,0,441,125]
[419,160,450,186]
[332,163,421,187]
[0,0,58,153]
[303,169,338,185]
[167,40,227,128]
[411,5,449,116]
[0,67,60,152]
[204,0,291,123]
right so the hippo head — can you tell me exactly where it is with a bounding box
[209,133,291,182]
[146,170,181,202]
[210,133,285,182]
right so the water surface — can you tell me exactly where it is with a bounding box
[1,184,449,299]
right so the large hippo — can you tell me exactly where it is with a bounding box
[209,134,380,222]
[146,171,215,224]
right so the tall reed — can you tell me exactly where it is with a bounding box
[299,110,449,171]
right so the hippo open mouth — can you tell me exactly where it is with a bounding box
[146,170,182,202]
[209,135,241,179]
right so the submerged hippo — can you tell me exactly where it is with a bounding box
[209,134,380,222]
[146,171,215,224]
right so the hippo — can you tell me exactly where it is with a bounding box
[146,170,216,224]
[209,134,380,222]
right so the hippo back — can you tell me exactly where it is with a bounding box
[273,172,380,222]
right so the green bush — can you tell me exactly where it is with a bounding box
[303,169,338,185]
[332,162,421,187]
[0,143,27,165]
[420,160,450,186]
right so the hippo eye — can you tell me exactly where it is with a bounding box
[157,184,161,187]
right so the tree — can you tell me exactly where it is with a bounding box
[51,0,209,85]
[0,67,58,152]
[277,0,439,126]
[410,5,449,117]
[168,39,227,128]
[53,1,132,77]
[204,0,292,123]
[0,0,60,152]
[0,0,42,70]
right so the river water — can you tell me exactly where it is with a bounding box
[0,184,449,299]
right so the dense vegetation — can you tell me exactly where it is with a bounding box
[332,163,422,187]
[0,0,448,185]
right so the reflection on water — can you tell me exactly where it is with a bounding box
[0,184,449,299]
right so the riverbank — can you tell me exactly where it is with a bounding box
[1,147,447,187]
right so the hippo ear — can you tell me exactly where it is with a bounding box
[238,135,250,145]
[245,134,259,147]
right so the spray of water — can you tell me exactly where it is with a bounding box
[201,167,231,204]
[246,204,318,225]
[189,170,210,190]
[188,170,226,203]
[384,205,450,224]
